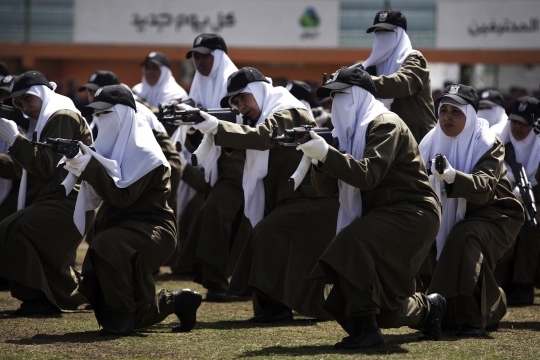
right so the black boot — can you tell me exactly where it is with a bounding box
[14,296,61,316]
[418,293,446,341]
[334,314,384,350]
[172,289,202,332]
[250,302,293,323]
[99,311,134,336]
[507,283,534,306]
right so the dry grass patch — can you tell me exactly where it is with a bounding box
[1,243,540,359]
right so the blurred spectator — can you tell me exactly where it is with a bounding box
[65,78,88,112]
[272,76,288,88]
[432,89,442,102]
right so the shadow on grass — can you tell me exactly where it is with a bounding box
[5,331,147,345]
[498,321,540,331]
[196,318,323,330]
[236,333,416,357]
[0,311,62,319]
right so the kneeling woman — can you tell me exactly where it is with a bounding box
[419,84,523,336]
[302,66,444,350]
[191,67,339,322]
[63,85,201,335]
[0,71,93,315]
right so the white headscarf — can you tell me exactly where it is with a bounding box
[363,27,413,109]
[419,100,495,259]
[132,65,188,107]
[231,81,306,227]
[493,120,540,187]
[331,86,391,233]
[478,105,508,128]
[16,84,81,210]
[72,104,170,234]
[188,49,238,186]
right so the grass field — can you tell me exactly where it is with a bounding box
[1,243,540,359]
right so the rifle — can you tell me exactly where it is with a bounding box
[157,102,238,126]
[270,125,333,191]
[430,154,446,201]
[270,125,333,147]
[30,131,81,159]
[0,101,29,131]
[505,142,538,230]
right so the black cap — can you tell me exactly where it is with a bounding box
[0,62,8,77]
[140,52,170,68]
[219,67,270,108]
[186,33,227,59]
[0,75,17,92]
[508,96,540,126]
[85,85,137,113]
[78,71,120,92]
[285,80,312,103]
[367,9,407,33]
[435,84,479,113]
[478,89,505,108]
[316,65,376,99]
[7,71,52,99]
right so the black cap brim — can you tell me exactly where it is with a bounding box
[366,23,398,33]
[186,47,213,59]
[220,88,247,108]
[140,59,164,67]
[435,94,469,111]
[6,87,31,100]
[508,113,530,125]
[78,83,100,92]
[86,101,115,111]
[479,100,499,108]
[316,81,351,99]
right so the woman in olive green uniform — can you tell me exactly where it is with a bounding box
[419,84,524,336]
[63,85,201,336]
[0,71,93,314]
[191,67,339,322]
[299,65,442,350]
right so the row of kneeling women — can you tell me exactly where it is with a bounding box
[0,65,533,349]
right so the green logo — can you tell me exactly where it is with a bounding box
[299,7,320,28]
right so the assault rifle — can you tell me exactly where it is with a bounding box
[30,131,81,159]
[0,101,28,131]
[505,142,538,230]
[157,102,238,126]
[270,125,333,147]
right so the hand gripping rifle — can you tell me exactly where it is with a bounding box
[270,125,333,190]
[270,125,333,147]
[431,154,446,201]
[505,142,538,230]
[157,102,238,126]
[30,131,81,159]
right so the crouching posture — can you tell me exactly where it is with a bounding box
[190,67,339,322]
[0,71,93,315]
[303,66,445,350]
[419,84,524,336]
[63,85,201,336]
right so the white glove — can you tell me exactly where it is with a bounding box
[193,111,218,135]
[63,142,92,177]
[296,131,329,164]
[431,155,456,184]
[513,186,523,203]
[0,118,19,146]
